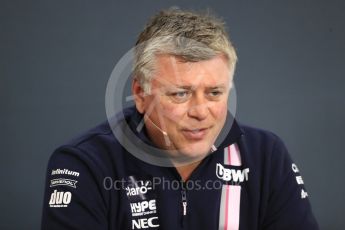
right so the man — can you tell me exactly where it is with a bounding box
[41,8,319,230]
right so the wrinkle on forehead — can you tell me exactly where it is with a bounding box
[151,54,231,88]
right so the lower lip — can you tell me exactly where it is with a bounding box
[181,128,208,140]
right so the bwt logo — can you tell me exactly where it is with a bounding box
[216,163,250,183]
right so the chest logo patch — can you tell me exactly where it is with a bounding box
[216,163,250,184]
[123,175,160,229]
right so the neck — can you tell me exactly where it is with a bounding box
[175,161,201,182]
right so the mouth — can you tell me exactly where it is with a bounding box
[181,127,210,140]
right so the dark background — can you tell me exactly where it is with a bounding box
[1,0,344,229]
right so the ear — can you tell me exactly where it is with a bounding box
[132,78,146,114]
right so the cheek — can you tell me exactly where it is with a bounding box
[211,102,228,120]
[159,101,187,125]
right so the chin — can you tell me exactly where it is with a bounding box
[177,142,212,159]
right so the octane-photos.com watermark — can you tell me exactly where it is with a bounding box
[103,176,224,191]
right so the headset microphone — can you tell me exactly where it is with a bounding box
[144,114,168,136]
[210,145,217,152]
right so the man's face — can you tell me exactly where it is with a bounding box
[133,54,232,161]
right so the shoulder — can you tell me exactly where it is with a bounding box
[236,122,290,164]
[63,121,115,152]
[53,107,137,160]
[50,108,135,169]
[53,121,115,155]
[238,123,283,147]
[48,107,139,173]
[47,121,117,177]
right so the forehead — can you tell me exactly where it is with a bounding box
[152,55,231,87]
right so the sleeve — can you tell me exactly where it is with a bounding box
[41,146,109,230]
[262,136,319,230]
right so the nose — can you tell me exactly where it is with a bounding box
[187,93,209,121]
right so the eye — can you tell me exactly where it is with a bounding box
[174,91,188,98]
[208,90,223,98]
[168,91,191,103]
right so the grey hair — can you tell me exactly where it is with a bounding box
[133,8,238,94]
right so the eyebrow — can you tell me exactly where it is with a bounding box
[174,86,193,90]
[207,85,227,90]
[172,84,227,90]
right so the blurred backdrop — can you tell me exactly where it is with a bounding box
[1,0,344,229]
